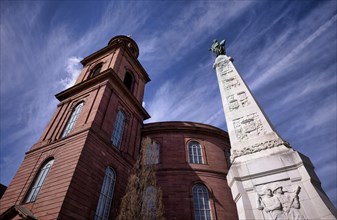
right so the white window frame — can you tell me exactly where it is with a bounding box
[192,184,212,220]
[61,102,84,138]
[189,141,203,164]
[95,167,116,220]
[25,159,54,203]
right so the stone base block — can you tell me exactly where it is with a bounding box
[227,149,337,219]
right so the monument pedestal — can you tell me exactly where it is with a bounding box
[227,149,337,219]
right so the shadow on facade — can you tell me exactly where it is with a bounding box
[142,121,239,220]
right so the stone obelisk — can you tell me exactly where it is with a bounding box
[210,39,337,219]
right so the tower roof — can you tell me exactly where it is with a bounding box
[108,35,139,58]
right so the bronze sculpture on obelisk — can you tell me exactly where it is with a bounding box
[210,39,337,220]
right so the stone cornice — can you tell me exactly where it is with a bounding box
[55,68,150,120]
[142,121,229,140]
[80,39,150,83]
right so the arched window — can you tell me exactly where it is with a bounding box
[189,141,203,164]
[25,158,54,203]
[90,64,102,78]
[145,142,159,164]
[111,111,125,149]
[123,71,133,91]
[192,184,212,220]
[61,102,84,138]
[95,167,116,220]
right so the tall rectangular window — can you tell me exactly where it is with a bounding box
[95,167,116,220]
[192,184,212,220]
[61,102,84,138]
[25,159,54,203]
[111,111,125,149]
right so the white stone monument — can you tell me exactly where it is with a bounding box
[210,39,337,219]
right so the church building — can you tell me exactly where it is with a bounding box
[0,36,238,220]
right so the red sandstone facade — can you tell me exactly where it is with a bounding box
[143,122,237,219]
[0,36,238,220]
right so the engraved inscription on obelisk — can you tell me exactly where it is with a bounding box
[210,39,337,220]
[211,45,290,162]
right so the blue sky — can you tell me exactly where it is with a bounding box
[0,0,336,207]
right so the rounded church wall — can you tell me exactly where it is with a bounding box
[142,121,237,220]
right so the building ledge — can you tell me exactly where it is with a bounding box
[0,205,37,220]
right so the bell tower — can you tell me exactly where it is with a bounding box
[0,36,150,219]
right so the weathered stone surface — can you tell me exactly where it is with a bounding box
[213,53,337,219]
[213,55,290,161]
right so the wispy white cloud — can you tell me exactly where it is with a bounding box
[250,13,337,90]
[0,1,155,185]
[276,65,336,107]
[138,1,256,78]
[145,57,224,128]
[302,97,336,132]
[58,56,82,89]
[142,1,258,128]
[0,2,44,93]
[140,2,337,208]
[0,0,336,208]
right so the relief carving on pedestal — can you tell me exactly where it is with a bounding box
[257,184,305,220]
[231,138,290,159]
[227,91,250,111]
[233,113,266,140]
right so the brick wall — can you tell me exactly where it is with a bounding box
[142,122,238,220]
